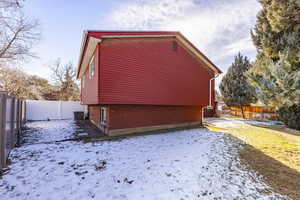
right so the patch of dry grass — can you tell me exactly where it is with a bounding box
[206,120,300,199]
[240,146,300,199]
[207,122,300,172]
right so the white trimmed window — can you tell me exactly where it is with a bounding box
[100,107,108,125]
[89,55,95,79]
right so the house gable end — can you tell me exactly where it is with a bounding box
[76,31,222,79]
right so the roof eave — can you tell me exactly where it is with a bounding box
[76,30,88,79]
[77,32,102,79]
[101,34,176,39]
[85,30,180,33]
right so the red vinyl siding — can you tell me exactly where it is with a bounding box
[99,38,214,106]
[109,105,202,130]
[81,47,100,105]
[78,32,179,75]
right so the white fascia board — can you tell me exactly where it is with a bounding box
[101,35,176,39]
[76,31,88,78]
[77,37,102,79]
[86,30,178,33]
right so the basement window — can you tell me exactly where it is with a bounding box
[100,107,108,125]
[89,55,95,79]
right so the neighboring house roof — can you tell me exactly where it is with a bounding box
[76,30,222,78]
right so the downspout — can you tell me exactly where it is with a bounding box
[209,73,220,108]
[201,73,220,124]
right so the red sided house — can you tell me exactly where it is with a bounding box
[77,31,222,136]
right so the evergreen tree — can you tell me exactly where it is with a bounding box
[220,53,257,118]
[248,0,300,107]
[248,0,300,129]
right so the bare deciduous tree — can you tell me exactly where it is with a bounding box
[0,0,20,8]
[50,59,80,101]
[0,0,40,61]
[0,66,57,99]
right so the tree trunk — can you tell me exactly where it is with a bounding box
[240,105,245,119]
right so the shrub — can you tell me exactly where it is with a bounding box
[277,105,300,130]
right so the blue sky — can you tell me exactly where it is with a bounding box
[22,0,261,85]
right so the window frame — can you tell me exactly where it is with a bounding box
[100,107,108,125]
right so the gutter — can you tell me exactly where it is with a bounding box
[101,35,176,39]
[209,73,220,108]
[85,30,179,33]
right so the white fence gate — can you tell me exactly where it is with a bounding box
[26,100,86,121]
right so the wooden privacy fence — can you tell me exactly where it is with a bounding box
[220,105,278,120]
[0,92,26,168]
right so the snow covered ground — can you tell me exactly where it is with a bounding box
[0,120,287,200]
[204,117,284,129]
[22,120,80,145]
[204,118,244,128]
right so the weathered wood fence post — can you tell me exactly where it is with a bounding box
[0,93,7,168]
[0,94,26,169]
[10,97,16,149]
[16,99,21,146]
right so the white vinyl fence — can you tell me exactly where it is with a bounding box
[26,100,86,121]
